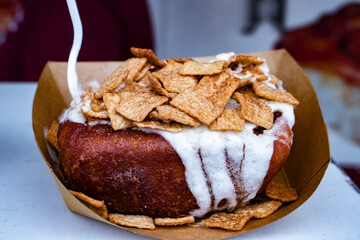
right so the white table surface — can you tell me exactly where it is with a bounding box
[1,82,359,240]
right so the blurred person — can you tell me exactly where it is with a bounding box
[0,0,22,44]
[0,0,153,81]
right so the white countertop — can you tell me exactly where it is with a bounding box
[0,82,359,240]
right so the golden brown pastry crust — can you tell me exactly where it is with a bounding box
[58,117,292,218]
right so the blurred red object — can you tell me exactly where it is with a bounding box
[0,0,153,81]
[0,0,21,33]
[276,3,360,187]
[275,3,360,87]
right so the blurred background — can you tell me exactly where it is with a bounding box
[0,0,359,186]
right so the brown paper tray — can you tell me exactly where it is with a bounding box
[32,49,330,240]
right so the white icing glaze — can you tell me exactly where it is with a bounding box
[138,82,150,87]
[59,100,86,123]
[60,53,296,217]
[84,79,101,91]
[144,108,293,217]
[88,120,111,126]
[214,52,235,61]
[144,113,291,217]
[267,101,295,128]
[258,59,270,75]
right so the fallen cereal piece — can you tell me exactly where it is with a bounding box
[103,93,132,130]
[155,104,201,127]
[266,181,299,202]
[116,92,168,122]
[201,212,253,231]
[46,120,59,151]
[134,62,152,81]
[82,88,109,119]
[229,55,264,67]
[69,190,108,219]
[180,60,227,75]
[130,47,166,67]
[109,213,155,230]
[209,109,245,132]
[147,72,177,98]
[233,92,273,129]
[252,81,300,105]
[154,216,195,226]
[234,200,282,218]
[95,65,128,99]
[133,121,182,133]
[153,61,198,93]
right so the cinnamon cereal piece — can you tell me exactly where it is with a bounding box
[155,105,201,127]
[266,181,299,202]
[119,80,153,93]
[171,72,239,125]
[138,74,151,86]
[180,60,227,75]
[229,55,264,67]
[148,110,171,124]
[134,62,152,81]
[231,71,254,88]
[103,93,132,130]
[234,200,282,218]
[153,61,198,93]
[154,216,195,226]
[235,85,266,102]
[269,75,280,85]
[195,72,239,107]
[82,88,109,119]
[170,90,221,125]
[130,47,165,67]
[90,98,107,112]
[148,109,160,119]
[95,65,128,99]
[125,57,147,81]
[147,72,177,98]
[209,109,245,132]
[252,81,300,105]
[166,58,193,63]
[46,120,59,151]
[69,190,108,219]
[245,68,268,81]
[116,92,168,122]
[97,57,147,97]
[201,212,253,231]
[133,121,182,133]
[148,110,171,123]
[233,92,273,129]
[109,213,155,230]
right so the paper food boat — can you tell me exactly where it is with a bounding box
[32,49,330,240]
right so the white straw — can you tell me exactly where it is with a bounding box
[66,0,83,105]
